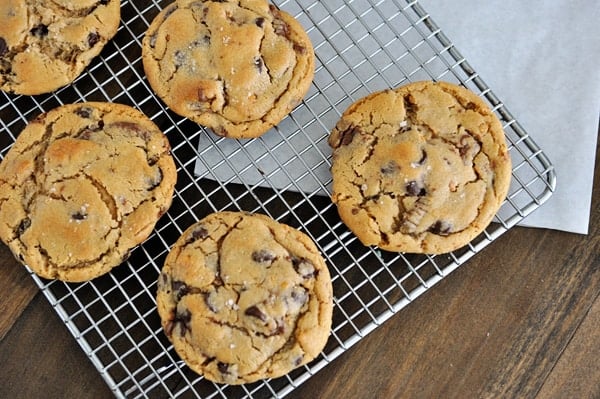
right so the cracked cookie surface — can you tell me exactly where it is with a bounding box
[0,0,121,95]
[0,102,177,282]
[141,0,314,139]
[328,81,512,254]
[157,211,333,384]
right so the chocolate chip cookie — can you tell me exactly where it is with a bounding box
[157,211,333,384]
[0,0,121,95]
[142,0,314,139]
[328,81,512,254]
[0,102,177,282]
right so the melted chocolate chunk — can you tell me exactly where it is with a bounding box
[253,56,264,74]
[380,160,399,175]
[16,218,31,236]
[405,181,426,197]
[87,31,100,47]
[429,220,452,235]
[190,225,209,241]
[252,249,276,264]
[291,256,315,279]
[245,305,267,322]
[417,149,427,165]
[30,24,49,38]
[290,287,308,306]
[172,280,189,301]
[270,5,291,38]
[145,169,163,190]
[109,121,146,137]
[74,106,94,118]
[403,94,417,114]
[293,43,306,54]
[168,309,192,336]
[0,38,8,57]
[255,17,265,28]
[71,211,87,221]
[335,124,361,148]
[217,362,230,375]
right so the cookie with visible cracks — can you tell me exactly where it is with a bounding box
[0,102,177,282]
[328,81,512,254]
[141,0,315,139]
[156,211,333,384]
[0,0,121,95]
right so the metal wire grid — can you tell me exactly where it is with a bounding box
[0,0,555,398]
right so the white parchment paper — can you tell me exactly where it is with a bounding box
[419,0,600,234]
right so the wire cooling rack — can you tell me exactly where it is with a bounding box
[0,0,555,398]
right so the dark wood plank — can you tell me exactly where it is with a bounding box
[0,292,113,399]
[537,292,600,399]
[0,244,38,341]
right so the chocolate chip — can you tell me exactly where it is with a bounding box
[217,362,230,375]
[406,181,426,197]
[252,249,276,264]
[190,225,209,241]
[168,309,192,337]
[75,106,94,118]
[380,160,399,175]
[71,211,87,221]
[253,56,264,74]
[290,287,308,306]
[270,5,291,38]
[30,25,49,38]
[145,169,163,190]
[99,0,109,5]
[403,95,417,114]
[291,256,315,279]
[255,17,265,28]
[465,101,477,110]
[245,305,267,322]
[293,43,306,54]
[0,38,8,57]
[429,220,452,235]
[158,272,169,291]
[417,149,427,165]
[334,124,361,148]
[16,218,31,236]
[172,280,189,301]
[87,31,100,48]
[109,121,144,136]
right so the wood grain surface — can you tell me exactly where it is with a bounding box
[0,136,598,398]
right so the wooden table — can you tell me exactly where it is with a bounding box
[1,134,598,398]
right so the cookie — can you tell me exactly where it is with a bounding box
[0,0,121,95]
[328,81,512,254]
[142,0,314,139]
[157,211,333,384]
[0,102,177,282]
